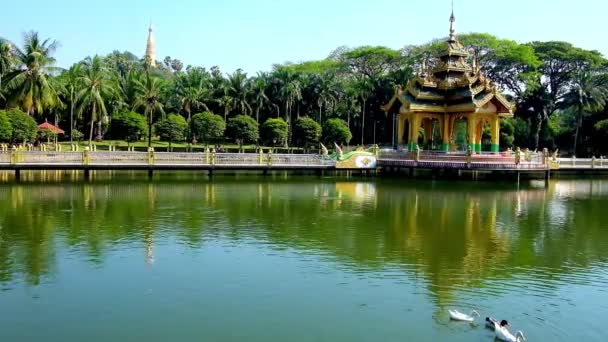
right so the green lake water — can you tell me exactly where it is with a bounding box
[0,173,607,341]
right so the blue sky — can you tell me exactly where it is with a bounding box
[3,0,606,73]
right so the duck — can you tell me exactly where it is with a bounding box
[448,309,480,322]
[486,317,508,330]
[495,323,526,342]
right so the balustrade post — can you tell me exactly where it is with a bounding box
[259,148,264,165]
[572,156,576,167]
[592,156,596,169]
[148,147,155,165]
[83,147,90,165]
[542,148,548,165]
[268,149,273,167]
[205,148,210,164]
[211,149,216,165]
[515,147,521,166]
[601,156,604,168]
[10,147,18,165]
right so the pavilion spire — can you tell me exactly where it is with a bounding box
[145,23,156,67]
[449,0,456,41]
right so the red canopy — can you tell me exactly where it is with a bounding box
[38,122,65,134]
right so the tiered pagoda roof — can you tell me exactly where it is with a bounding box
[383,11,514,117]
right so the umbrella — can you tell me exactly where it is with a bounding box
[38,122,65,135]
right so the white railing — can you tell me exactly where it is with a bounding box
[0,151,334,168]
[557,157,608,169]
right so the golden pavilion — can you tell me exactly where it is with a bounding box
[382,10,513,153]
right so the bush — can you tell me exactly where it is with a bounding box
[191,112,226,146]
[110,111,148,144]
[6,109,37,144]
[323,118,352,145]
[260,118,288,147]
[0,111,12,142]
[71,129,84,142]
[154,114,188,148]
[227,115,259,150]
[293,117,321,150]
[500,119,515,149]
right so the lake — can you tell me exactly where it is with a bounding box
[0,173,607,341]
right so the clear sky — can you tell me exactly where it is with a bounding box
[3,0,606,73]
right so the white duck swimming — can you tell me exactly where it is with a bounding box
[448,309,480,322]
[486,317,508,330]
[495,323,526,342]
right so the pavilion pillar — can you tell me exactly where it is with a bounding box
[409,114,421,151]
[467,116,477,154]
[475,121,483,153]
[441,115,450,152]
[423,118,433,149]
[397,114,406,146]
[491,117,500,153]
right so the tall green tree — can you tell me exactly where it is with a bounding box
[134,73,166,147]
[0,38,14,98]
[3,32,62,115]
[155,114,187,150]
[191,112,225,146]
[227,115,259,151]
[563,72,608,155]
[75,56,117,145]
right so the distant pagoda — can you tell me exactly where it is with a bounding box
[145,24,156,68]
[382,9,513,153]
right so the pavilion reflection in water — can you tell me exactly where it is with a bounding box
[1,178,608,306]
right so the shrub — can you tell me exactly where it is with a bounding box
[323,118,352,145]
[154,114,188,149]
[110,111,148,144]
[6,109,37,144]
[293,117,322,151]
[0,111,12,142]
[261,118,288,147]
[227,115,259,150]
[191,112,226,146]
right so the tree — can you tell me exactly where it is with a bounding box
[155,114,188,149]
[563,72,608,155]
[3,31,62,115]
[250,72,271,123]
[226,69,251,115]
[134,73,165,147]
[323,118,352,145]
[110,111,147,145]
[191,112,225,146]
[0,110,12,142]
[175,67,213,125]
[57,64,82,142]
[75,56,116,145]
[293,117,321,151]
[227,115,259,151]
[0,38,14,97]
[6,109,37,143]
[261,118,288,147]
[500,119,515,149]
[526,41,604,148]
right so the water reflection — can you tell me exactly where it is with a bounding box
[1,177,607,295]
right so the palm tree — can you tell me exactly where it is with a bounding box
[3,31,62,115]
[75,56,117,145]
[134,72,165,147]
[227,69,251,115]
[176,68,212,123]
[59,64,82,142]
[0,38,14,98]
[564,72,608,155]
[250,72,270,123]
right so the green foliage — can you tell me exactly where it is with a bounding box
[110,111,147,143]
[154,114,187,146]
[595,119,608,133]
[500,119,515,149]
[227,115,259,148]
[293,117,322,149]
[0,111,12,142]
[323,118,352,145]
[191,112,226,145]
[71,129,84,141]
[260,118,288,146]
[6,109,37,143]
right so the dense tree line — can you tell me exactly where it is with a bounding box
[0,31,607,155]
